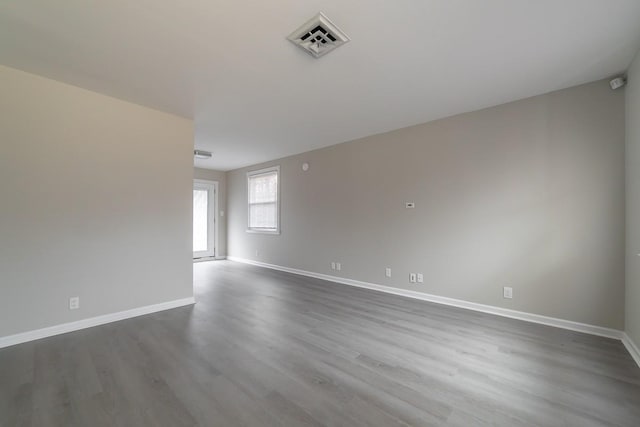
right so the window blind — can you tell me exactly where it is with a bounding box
[248,170,278,230]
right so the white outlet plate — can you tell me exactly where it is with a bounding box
[385,268,391,278]
[417,273,424,283]
[331,262,336,270]
[410,273,417,283]
[336,263,341,271]
[503,287,513,299]
[69,296,80,310]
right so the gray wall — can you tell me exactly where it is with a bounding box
[626,50,640,345]
[194,168,227,257]
[228,79,625,329]
[0,65,194,337]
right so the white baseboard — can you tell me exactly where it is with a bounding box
[228,257,624,341]
[622,333,640,367]
[193,256,226,263]
[0,297,195,349]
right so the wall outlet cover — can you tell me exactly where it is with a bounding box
[503,287,513,299]
[385,267,392,277]
[336,263,341,271]
[417,273,424,283]
[331,262,336,270]
[69,297,80,310]
[410,273,417,283]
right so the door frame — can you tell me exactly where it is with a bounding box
[193,179,219,260]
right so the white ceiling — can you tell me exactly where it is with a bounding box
[1,1,640,171]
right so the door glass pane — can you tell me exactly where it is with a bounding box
[193,189,208,252]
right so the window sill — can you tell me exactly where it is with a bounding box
[246,229,280,235]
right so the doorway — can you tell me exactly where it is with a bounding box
[193,180,218,259]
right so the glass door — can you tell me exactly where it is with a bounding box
[193,180,216,258]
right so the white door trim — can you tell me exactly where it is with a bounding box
[193,179,218,259]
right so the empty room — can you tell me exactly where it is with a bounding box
[2,1,640,426]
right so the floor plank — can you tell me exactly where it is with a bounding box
[1,260,639,426]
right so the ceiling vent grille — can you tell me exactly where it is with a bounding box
[287,12,350,58]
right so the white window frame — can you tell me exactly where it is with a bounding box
[247,165,280,234]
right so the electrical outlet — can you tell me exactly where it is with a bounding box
[255,250,259,257]
[410,273,417,283]
[336,263,341,271]
[503,287,513,299]
[385,267,392,278]
[331,262,336,270]
[405,202,415,209]
[417,273,424,283]
[69,296,80,310]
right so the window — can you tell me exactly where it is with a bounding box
[247,166,280,233]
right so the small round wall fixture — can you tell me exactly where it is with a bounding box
[302,162,309,172]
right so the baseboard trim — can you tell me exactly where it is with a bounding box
[193,256,226,263]
[622,333,640,368]
[228,257,623,341]
[0,297,195,349]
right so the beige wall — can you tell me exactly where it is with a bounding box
[626,51,640,345]
[194,168,227,257]
[0,66,194,337]
[228,79,625,329]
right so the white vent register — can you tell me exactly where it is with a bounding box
[287,12,350,58]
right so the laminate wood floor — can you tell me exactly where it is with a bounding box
[1,261,639,426]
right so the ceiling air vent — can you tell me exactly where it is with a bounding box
[287,12,350,58]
